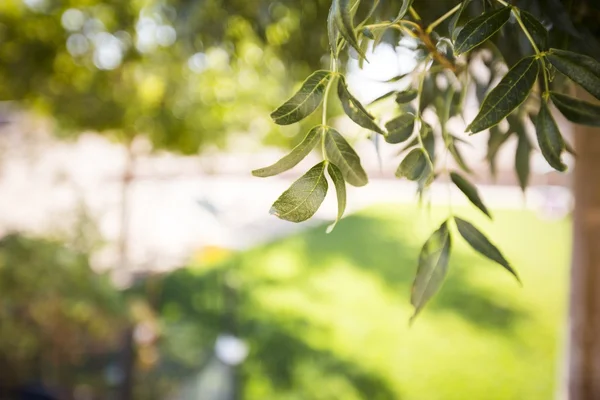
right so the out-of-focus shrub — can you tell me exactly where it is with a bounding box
[0,233,127,394]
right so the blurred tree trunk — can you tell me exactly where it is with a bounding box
[119,142,135,272]
[118,326,136,400]
[568,90,600,399]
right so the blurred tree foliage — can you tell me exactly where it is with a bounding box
[0,0,599,153]
[0,0,329,152]
[0,233,126,394]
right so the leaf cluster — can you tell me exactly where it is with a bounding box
[254,0,600,320]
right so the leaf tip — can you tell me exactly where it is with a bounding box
[326,222,337,234]
[408,312,418,327]
[514,273,523,287]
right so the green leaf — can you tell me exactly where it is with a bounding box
[437,85,457,141]
[326,163,347,233]
[334,0,367,59]
[396,136,419,156]
[450,84,466,118]
[454,7,511,55]
[358,34,370,69]
[358,0,380,27]
[337,76,384,134]
[534,99,567,172]
[454,217,521,283]
[327,3,340,56]
[543,0,581,38]
[467,56,539,133]
[385,114,415,144]
[395,89,418,104]
[450,172,492,218]
[270,162,328,223]
[362,27,375,40]
[368,90,397,105]
[547,48,600,100]
[519,10,548,51]
[410,220,452,321]
[449,139,472,173]
[449,0,473,41]
[550,91,600,127]
[371,131,383,171]
[515,130,532,191]
[486,125,511,178]
[419,74,436,112]
[324,127,369,187]
[421,122,435,162]
[436,38,456,66]
[271,71,333,125]
[382,74,410,83]
[252,126,322,177]
[392,0,414,23]
[396,148,431,181]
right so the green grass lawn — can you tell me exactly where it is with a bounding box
[166,204,571,399]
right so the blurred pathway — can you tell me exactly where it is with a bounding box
[0,127,572,277]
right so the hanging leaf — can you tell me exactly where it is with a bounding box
[410,220,452,321]
[372,24,387,49]
[541,0,581,38]
[385,114,415,144]
[534,99,567,172]
[270,162,329,223]
[454,7,512,55]
[515,130,532,191]
[358,0,380,27]
[395,89,418,104]
[518,10,548,51]
[454,217,521,283]
[358,34,370,69]
[450,172,492,218]
[396,136,419,156]
[382,73,410,83]
[449,0,473,41]
[271,71,333,125]
[450,84,466,118]
[546,49,600,100]
[392,0,414,23]
[437,85,457,142]
[326,163,347,233]
[467,56,539,133]
[252,126,322,177]
[369,90,398,105]
[327,3,340,56]
[421,122,435,162]
[334,0,367,59]
[337,76,385,134]
[396,148,431,181]
[371,131,383,171]
[324,127,369,187]
[550,91,600,127]
[448,139,472,173]
[419,74,436,112]
[486,125,511,178]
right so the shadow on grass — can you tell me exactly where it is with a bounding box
[137,212,528,399]
[282,214,527,332]
[135,267,401,400]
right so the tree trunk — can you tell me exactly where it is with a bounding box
[568,113,600,399]
[117,327,136,400]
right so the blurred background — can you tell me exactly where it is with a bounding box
[0,0,576,399]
